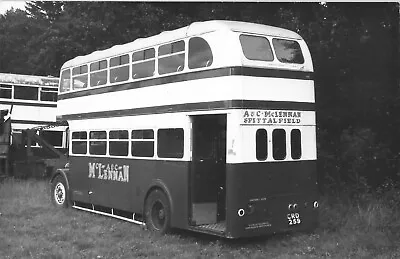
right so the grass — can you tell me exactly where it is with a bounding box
[0,178,399,259]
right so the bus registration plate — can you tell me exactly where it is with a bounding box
[287,213,301,226]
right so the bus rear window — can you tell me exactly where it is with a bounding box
[256,129,268,161]
[272,39,304,64]
[240,34,274,61]
[272,129,286,160]
[291,129,302,159]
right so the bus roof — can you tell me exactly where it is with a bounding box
[0,73,59,87]
[62,20,303,70]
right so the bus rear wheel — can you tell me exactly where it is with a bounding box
[145,189,171,234]
[51,175,69,208]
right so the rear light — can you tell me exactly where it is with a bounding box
[313,201,319,208]
[288,203,298,211]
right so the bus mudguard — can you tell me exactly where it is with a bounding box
[145,179,174,216]
[50,168,70,190]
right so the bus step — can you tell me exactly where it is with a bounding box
[194,222,226,233]
[72,203,145,226]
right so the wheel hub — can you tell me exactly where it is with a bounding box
[54,182,65,205]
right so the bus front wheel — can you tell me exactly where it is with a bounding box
[145,189,171,234]
[51,175,69,208]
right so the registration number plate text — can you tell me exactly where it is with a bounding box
[287,213,301,225]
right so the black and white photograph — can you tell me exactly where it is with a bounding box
[0,1,399,258]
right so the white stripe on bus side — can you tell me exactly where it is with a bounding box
[56,76,314,118]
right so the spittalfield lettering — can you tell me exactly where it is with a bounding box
[242,110,302,124]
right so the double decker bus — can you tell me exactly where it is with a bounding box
[50,20,318,238]
[0,73,67,152]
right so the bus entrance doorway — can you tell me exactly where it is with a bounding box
[190,114,226,227]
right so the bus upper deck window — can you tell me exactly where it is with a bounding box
[188,37,213,69]
[72,65,88,90]
[132,48,155,79]
[14,85,39,101]
[158,41,185,75]
[90,60,108,87]
[110,54,130,83]
[60,69,71,93]
[40,87,57,102]
[272,39,304,64]
[0,84,12,98]
[240,34,274,61]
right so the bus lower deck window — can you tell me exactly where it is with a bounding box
[89,131,107,155]
[131,129,154,157]
[109,130,129,156]
[157,128,184,158]
[72,131,88,154]
[131,141,154,157]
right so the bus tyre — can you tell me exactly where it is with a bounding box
[51,175,69,208]
[145,189,171,234]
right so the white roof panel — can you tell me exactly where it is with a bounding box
[62,20,303,70]
[0,73,59,87]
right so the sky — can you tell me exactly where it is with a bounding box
[0,1,26,14]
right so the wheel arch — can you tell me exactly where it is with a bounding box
[143,179,174,216]
[49,168,70,190]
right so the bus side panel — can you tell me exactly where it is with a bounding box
[69,156,91,204]
[68,157,190,229]
[225,160,318,238]
[154,160,190,229]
